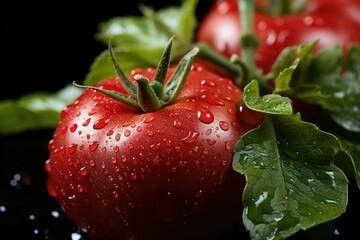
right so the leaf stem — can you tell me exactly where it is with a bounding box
[195,42,243,77]
[238,0,260,83]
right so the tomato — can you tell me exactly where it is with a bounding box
[196,0,360,74]
[45,61,263,240]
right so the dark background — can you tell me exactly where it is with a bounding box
[1,1,358,239]
[1,0,211,100]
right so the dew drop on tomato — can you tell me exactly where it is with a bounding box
[219,121,229,131]
[173,119,182,129]
[181,130,200,144]
[68,144,78,154]
[113,191,119,199]
[200,79,217,87]
[82,118,91,126]
[77,184,84,193]
[197,106,214,124]
[89,141,99,152]
[79,166,87,176]
[44,159,51,173]
[124,130,131,137]
[93,117,110,130]
[200,94,224,106]
[70,124,78,133]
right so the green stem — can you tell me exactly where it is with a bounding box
[195,42,242,77]
[266,0,308,15]
[239,0,260,82]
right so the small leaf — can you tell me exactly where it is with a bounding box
[233,114,348,240]
[164,47,199,105]
[0,85,82,135]
[273,58,300,94]
[244,80,293,115]
[271,46,296,79]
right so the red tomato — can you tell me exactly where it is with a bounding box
[45,63,263,240]
[196,0,360,74]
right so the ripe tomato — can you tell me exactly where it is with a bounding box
[45,63,263,240]
[196,0,360,74]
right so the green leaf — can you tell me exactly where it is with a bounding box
[273,58,300,94]
[0,85,82,135]
[244,80,293,115]
[85,0,199,86]
[233,114,348,240]
[271,43,360,133]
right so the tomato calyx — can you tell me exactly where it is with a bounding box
[74,36,199,112]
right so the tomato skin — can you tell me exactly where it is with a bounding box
[46,63,260,240]
[196,0,360,74]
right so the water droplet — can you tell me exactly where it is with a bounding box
[197,106,214,124]
[113,191,119,198]
[303,16,314,26]
[61,126,68,134]
[89,159,95,167]
[77,184,84,193]
[44,159,51,172]
[70,124,78,133]
[131,172,137,179]
[179,161,187,167]
[136,126,143,132]
[219,121,229,131]
[79,166,87,176]
[82,118,91,127]
[164,138,172,147]
[113,146,119,153]
[89,141,99,152]
[60,146,66,155]
[150,143,161,150]
[173,119,182,129]
[202,149,209,156]
[181,131,200,144]
[206,139,216,145]
[143,113,156,123]
[200,79,217,87]
[93,118,110,130]
[68,194,76,200]
[225,142,231,150]
[115,133,121,141]
[121,155,127,162]
[265,29,276,46]
[255,191,268,207]
[68,144,78,154]
[124,130,131,137]
[200,94,224,106]
[88,108,97,115]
